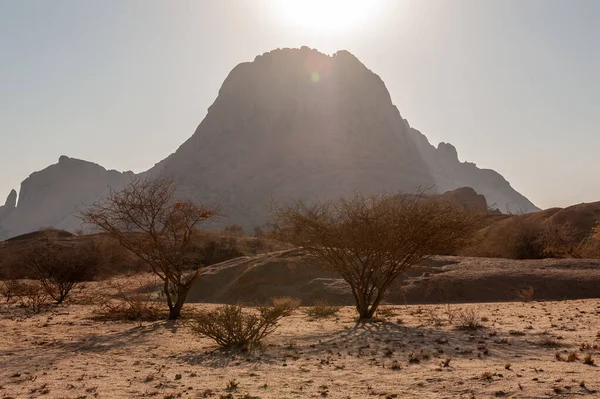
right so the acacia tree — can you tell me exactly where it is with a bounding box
[81,177,218,320]
[273,192,482,319]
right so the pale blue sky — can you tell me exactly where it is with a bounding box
[1,0,599,209]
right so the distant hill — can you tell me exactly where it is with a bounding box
[0,47,539,239]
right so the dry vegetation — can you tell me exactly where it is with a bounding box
[189,298,299,351]
[272,192,483,318]
[81,177,219,320]
[2,180,600,398]
[463,214,600,260]
[1,285,599,398]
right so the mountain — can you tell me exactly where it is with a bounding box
[0,47,538,239]
[0,156,132,238]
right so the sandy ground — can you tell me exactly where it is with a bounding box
[1,289,600,399]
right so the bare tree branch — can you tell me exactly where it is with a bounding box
[272,191,483,319]
[81,176,218,320]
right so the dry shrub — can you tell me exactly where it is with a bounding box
[424,308,445,326]
[466,218,583,259]
[445,304,456,325]
[22,240,99,304]
[18,281,50,313]
[456,308,483,330]
[272,296,301,310]
[273,191,482,319]
[573,236,600,259]
[536,333,561,347]
[92,275,165,322]
[0,279,29,302]
[489,218,545,259]
[305,299,340,319]
[189,298,299,351]
[516,286,535,302]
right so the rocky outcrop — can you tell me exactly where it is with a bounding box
[0,157,133,239]
[189,249,600,305]
[0,190,17,237]
[0,47,539,239]
[437,187,489,213]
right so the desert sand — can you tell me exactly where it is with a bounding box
[1,281,599,399]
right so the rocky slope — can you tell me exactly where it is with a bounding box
[189,249,600,305]
[0,47,538,239]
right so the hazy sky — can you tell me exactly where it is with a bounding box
[1,0,599,210]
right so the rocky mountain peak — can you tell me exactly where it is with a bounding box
[4,189,17,209]
[0,47,539,239]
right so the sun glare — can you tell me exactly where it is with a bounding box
[271,0,383,34]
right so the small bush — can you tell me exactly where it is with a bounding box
[537,333,561,347]
[456,308,483,330]
[464,218,582,260]
[573,237,600,259]
[0,279,29,302]
[22,240,99,304]
[516,287,535,302]
[305,299,340,319]
[272,296,301,310]
[92,275,165,322]
[424,308,445,326]
[190,298,299,351]
[19,281,50,313]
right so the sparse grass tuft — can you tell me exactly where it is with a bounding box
[480,371,494,381]
[567,351,579,362]
[305,299,340,319]
[456,308,483,330]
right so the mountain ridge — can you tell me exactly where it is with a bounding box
[0,47,539,239]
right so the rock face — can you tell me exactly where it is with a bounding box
[0,190,17,237]
[437,187,489,213]
[149,47,538,227]
[0,156,133,239]
[0,47,539,239]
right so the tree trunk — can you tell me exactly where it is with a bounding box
[356,289,387,320]
[366,299,381,319]
[356,295,371,319]
[168,302,183,320]
[167,286,190,320]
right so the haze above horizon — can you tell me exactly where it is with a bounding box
[1,0,599,210]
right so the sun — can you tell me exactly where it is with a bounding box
[271,0,383,34]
